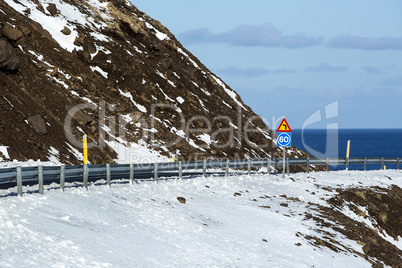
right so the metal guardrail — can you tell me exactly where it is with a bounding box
[0,157,400,197]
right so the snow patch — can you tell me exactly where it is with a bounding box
[118,89,147,113]
[47,147,62,165]
[90,66,108,79]
[65,143,84,162]
[0,146,10,159]
[176,97,185,104]
[4,0,111,52]
[156,83,175,102]
[211,74,246,110]
[145,22,170,41]
[198,133,213,146]
[177,47,200,69]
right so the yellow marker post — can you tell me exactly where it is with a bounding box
[172,157,175,163]
[346,140,350,171]
[83,134,88,165]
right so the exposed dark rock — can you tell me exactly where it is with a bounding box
[61,26,71,35]
[0,38,21,72]
[85,41,97,54]
[6,147,26,161]
[30,20,53,40]
[46,3,58,16]
[308,186,402,268]
[177,197,186,204]
[19,25,31,36]
[151,43,165,52]
[27,114,47,134]
[74,35,84,46]
[1,23,23,41]
[0,0,316,167]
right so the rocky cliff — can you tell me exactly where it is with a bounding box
[0,0,310,168]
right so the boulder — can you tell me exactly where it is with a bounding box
[177,197,186,204]
[1,23,23,41]
[86,41,97,54]
[19,25,31,36]
[46,3,58,16]
[0,38,22,72]
[61,26,71,35]
[27,114,48,134]
[74,35,84,46]
[153,43,165,51]
[50,67,58,76]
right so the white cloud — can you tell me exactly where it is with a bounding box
[328,35,402,50]
[179,23,322,48]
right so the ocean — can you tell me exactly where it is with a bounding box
[292,129,402,171]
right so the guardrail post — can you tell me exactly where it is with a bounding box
[326,158,329,172]
[179,161,182,180]
[60,165,65,192]
[364,157,367,171]
[225,159,229,177]
[154,163,158,182]
[129,163,134,185]
[267,159,271,175]
[38,165,44,195]
[248,159,251,176]
[286,158,290,176]
[397,158,400,170]
[381,158,384,170]
[17,166,22,197]
[203,160,207,178]
[106,163,111,188]
[83,164,88,190]
[306,158,310,173]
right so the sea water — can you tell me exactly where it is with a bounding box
[292,129,402,171]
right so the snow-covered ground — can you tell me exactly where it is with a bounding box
[0,159,61,168]
[0,170,401,267]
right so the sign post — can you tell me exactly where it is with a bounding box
[276,119,292,178]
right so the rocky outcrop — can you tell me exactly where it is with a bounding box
[0,37,21,72]
[1,23,23,41]
[0,0,314,168]
[324,186,402,268]
[46,3,58,16]
[61,26,71,35]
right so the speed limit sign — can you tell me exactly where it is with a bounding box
[277,132,291,147]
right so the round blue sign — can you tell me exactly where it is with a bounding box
[277,132,291,147]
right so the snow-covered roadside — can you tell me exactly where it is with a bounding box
[0,159,60,168]
[0,170,401,267]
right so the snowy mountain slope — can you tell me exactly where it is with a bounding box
[0,170,401,267]
[0,0,314,167]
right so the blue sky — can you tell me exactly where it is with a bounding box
[134,0,402,129]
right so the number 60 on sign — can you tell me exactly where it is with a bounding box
[277,132,291,147]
